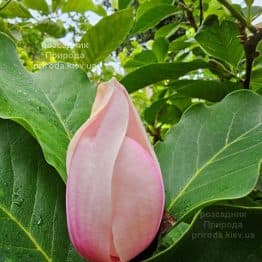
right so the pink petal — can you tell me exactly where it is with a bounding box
[112,137,164,261]
[66,82,114,170]
[66,83,129,261]
[66,79,165,262]
[109,79,158,162]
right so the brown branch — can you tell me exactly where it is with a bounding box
[179,0,198,32]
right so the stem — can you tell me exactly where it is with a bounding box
[199,0,203,26]
[217,0,262,88]
[179,0,198,31]
[247,4,251,25]
[217,0,257,34]
[0,0,12,12]
[146,123,163,144]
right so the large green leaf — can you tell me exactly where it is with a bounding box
[52,0,63,12]
[117,0,134,9]
[0,18,12,40]
[124,50,158,68]
[61,0,106,16]
[154,22,179,39]
[132,2,178,34]
[147,206,262,261]
[243,5,262,21]
[226,190,262,208]
[169,35,194,53]
[0,119,83,261]
[22,0,49,13]
[195,15,244,68]
[171,80,242,102]
[76,9,134,65]
[152,37,169,62]
[35,20,66,38]
[121,60,209,92]
[0,1,31,18]
[155,90,262,220]
[52,0,62,11]
[0,33,96,181]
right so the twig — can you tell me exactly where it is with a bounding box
[179,0,198,32]
[217,0,257,34]
[0,0,12,12]
[199,0,203,26]
[146,125,162,144]
[217,0,262,88]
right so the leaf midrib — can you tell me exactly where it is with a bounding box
[0,204,51,262]
[167,122,262,212]
[39,88,72,140]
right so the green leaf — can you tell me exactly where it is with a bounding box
[76,9,134,65]
[0,18,14,39]
[243,6,262,21]
[35,20,66,38]
[226,190,262,208]
[154,221,191,256]
[52,0,62,11]
[158,104,182,125]
[256,175,262,191]
[132,3,178,34]
[43,46,76,64]
[195,15,244,68]
[144,99,182,126]
[22,0,49,13]
[118,0,134,9]
[251,68,262,94]
[61,0,106,16]
[121,60,209,92]
[152,37,169,62]
[144,99,166,125]
[147,206,262,261]
[124,50,158,68]
[144,94,191,125]
[0,119,83,261]
[0,1,31,18]
[0,33,96,181]
[171,80,242,102]
[244,0,254,7]
[155,90,262,220]
[169,35,194,53]
[154,22,179,39]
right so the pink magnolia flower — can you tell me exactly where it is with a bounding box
[66,79,165,262]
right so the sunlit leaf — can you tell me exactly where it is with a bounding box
[156,90,262,219]
[0,33,96,181]
[195,15,244,68]
[76,9,134,65]
[121,60,209,92]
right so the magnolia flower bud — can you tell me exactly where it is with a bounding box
[66,79,164,262]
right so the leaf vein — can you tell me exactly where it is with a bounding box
[39,87,72,140]
[0,204,51,262]
[168,122,262,211]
